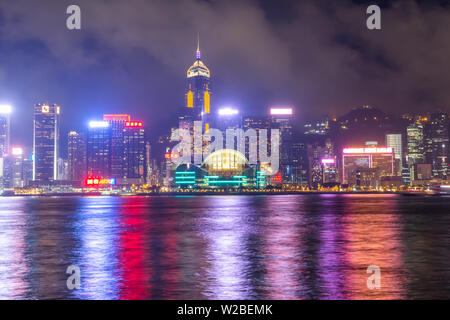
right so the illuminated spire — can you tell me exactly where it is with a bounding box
[196,33,201,60]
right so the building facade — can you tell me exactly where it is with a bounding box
[33,103,60,183]
[0,105,11,158]
[68,131,87,182]
[87,121,111,178]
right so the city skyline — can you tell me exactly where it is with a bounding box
[0,0,449,150]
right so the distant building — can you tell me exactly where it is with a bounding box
[386,133,403,175]
[410,163,432,183]
[57,158,68,181]
[33,103,60,183]
[304,117,329,135]
[68,131,86,182]
[407,124,424,165]
[424,112,449,179]
[291,142,308,186]
[0,105,11,158]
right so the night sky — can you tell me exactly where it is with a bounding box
[0,0,449,153]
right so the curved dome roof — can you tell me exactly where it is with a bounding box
[202,149,248,174]
[187,59,210,78]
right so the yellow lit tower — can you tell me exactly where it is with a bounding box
[185,36,212,132]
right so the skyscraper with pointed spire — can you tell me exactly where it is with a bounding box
[184,36,212,132]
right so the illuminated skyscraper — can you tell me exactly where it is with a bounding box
[0,105,12,158]
[386,133,403,175]
[406,124,424,165]
[122,121,146,185]
[33,103,60,183]
[425,112,449,179]
[185,38,211,131]
[87,121,111,178]
[243,116,271,162]
[271,108,294,184]
[68,131,87,181]
[216,107,242,132]
[103,114,130,178]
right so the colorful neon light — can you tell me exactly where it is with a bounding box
[343,147,393,154]
[85,177,116,186]
[165,153,179,159]
[125,121,143,127]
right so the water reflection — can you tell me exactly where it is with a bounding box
[0,198,29,299]
[201,196,253,299]
[0,194,448,299]
[73,197,121,299]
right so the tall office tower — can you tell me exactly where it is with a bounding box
[68,131,87,182]
[243,116,271,163]
[122,121,146,185]
[406,124,424,165]
[270,108,294,184]
[307,143,324,188]
[425,112,449,179]
[185,39,212,132]
[386,133,403,175]
[87,121,111,178]
[103,114,130,179]
[216,107,242,132]
[33,103,60,183]
[291,142,308,186]
[22,157,33,187]
[0,105,12,158]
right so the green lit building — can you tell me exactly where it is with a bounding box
[174,149,265,189]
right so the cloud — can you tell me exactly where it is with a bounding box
[0,0,448,149]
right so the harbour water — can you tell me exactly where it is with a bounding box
[0,194,449,299]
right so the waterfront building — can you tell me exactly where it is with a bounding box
[33,103,60,183]
[342,147,394,188]
[386,133,403,175]
[87,120,111,178]
[424,112,449,179]
[103,114,130,179]
[68,131,86,182]
[270,107,294,184]
[122,120,146,185]
[407,124,424,165]
[174,149,258,188]
[291,142,308,187]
